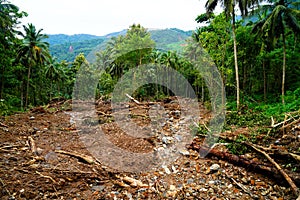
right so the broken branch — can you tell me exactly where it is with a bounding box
[36,171,56,183]
[245,142,299,196]
[55,149,99,165]
[125,93,140,104]
[28,136,37,155]
[0,121,8,128]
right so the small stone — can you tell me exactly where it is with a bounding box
[210,164,220,171]
[208,180,215,185]
[208,188,214,193]
[162,165,171,174]
[171,165,178,173]
[241,177,248,184]
[179,149,190,156]
[169,185,176,191]
[92,185,105,192]
[187,178,194,184]
[29,116,35,120]
[162,137,173,144]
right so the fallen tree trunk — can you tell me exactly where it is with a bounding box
[188,140,300,187]
[245,142,299,196]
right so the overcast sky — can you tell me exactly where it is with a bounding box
[10,0,210,36]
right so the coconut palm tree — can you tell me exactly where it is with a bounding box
[205,0,263,109]
[45,58,65,99]
[252,0,300,104]
[17,23,51,109]
[0,0,19,32]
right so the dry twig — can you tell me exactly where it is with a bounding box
[125,93,140,104]
[0,178,11,196]
[36,171,57,183]
[246,142,299,196]
[0,121,8,127]
[28,136,37,155]
[55,149,99,165]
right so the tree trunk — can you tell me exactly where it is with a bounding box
[20,80,24,110]
[282,32,286,104]
[25,65,31,109]
[263,60,267,102]
[0,65,4,99]
[232,11,240,110]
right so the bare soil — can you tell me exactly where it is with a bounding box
[0,97,299,199]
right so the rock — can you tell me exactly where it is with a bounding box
[29,116,35,120]
[171,165,178,173]
[92,185,105,192]
[167,185,178,197]
[187,178,194,184]
[179,149,190,156]
[210,164,220,171]
[162,136,173,144]
[208,188,214,193]
[162,165,171,174]
[241,177,248,184]
[208,180,215,185]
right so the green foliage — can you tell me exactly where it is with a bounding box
[225,134,249,155]
[1,0,300,118]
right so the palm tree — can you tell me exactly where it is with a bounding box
[205,0,262,109]
[0,0,19,32]
[45,58,65,99]
[17,23,51,109]
[252,0,300,104]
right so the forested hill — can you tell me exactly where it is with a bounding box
[45,28,192,62]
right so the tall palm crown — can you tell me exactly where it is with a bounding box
[252,0,300,104]
[17,23,50,109]
[205,0,263,17]
[18,23,50,66]
[253,0,300,47]
[0,0,18,32]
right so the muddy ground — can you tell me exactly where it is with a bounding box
[0,97,299,199]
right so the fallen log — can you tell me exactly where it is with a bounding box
[188,140,300,187]
[245,142,299,196]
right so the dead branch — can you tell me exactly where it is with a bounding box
[245,142,299,196]
[28,136,37,155]
[0,144,20,150]
[280,118,300,130]
[36,171,56,183]
[96,110,112,117]
[55,149,99,165]
[226,174,257,198]
[0,177,11,196]
[0,121,8,128]
[125,93,140,104]
[272,115,299,128]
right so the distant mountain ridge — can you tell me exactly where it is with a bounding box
[45,28,193,62]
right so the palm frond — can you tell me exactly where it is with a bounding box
[205,0,219,14]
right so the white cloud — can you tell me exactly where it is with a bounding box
[10,0,207,35]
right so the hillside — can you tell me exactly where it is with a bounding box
[46,28,192,62]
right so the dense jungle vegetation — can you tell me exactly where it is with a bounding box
[0,0,299,122]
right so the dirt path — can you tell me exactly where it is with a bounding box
[0,98,296,199]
